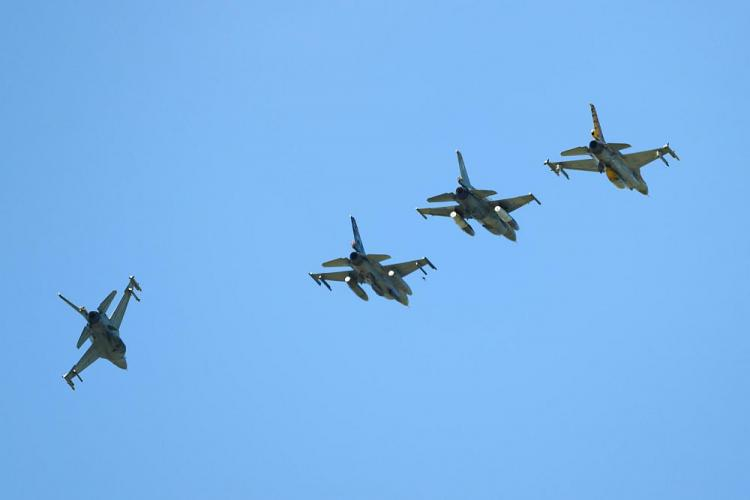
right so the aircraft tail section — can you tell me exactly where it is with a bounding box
[590,103,605,142]
[471,189,497,199]
[350,216,366,254]
[98,290,117,314]
[456,150,473,188]
[76,326,91,348]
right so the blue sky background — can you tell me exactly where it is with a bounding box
[1,1,748,499]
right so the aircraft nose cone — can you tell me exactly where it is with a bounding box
[638,184,649,196]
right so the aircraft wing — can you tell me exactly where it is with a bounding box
[416,206,459,218]
[110,277,141,330]
[63,344,101,390]
[492,193,541,212]
[622,145,680,169]
[73,345,100,373]
[383,257,436,278]
[546,158,600,172]
[309,270,354,290]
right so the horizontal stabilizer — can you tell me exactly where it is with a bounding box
[366,254,391,263]
[472,189,497,198]
[322,257,350,268]
[560,146,589,157]
[608,142,631,151]
[427,192,455,203]
[98,290,117,314]
[76,326,91,349]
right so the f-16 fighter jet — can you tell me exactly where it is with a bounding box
[58,276,142,390]
[309,216,436,306]
[416,150,540,240]
[544,104,680,195]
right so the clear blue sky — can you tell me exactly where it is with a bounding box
[1,1,748,499]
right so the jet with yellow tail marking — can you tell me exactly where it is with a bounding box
[309,216,436,306]
[544,104,679,195]
[58,276,142,390]
[416,150,540,240]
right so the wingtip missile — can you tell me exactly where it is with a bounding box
[416,208,428,220]
[309,273,332,291]
[666,143,680,161]
[544,159,569,179]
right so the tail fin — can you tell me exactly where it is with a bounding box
[456,150,473,188]
[350,216,366,254]
[590,103,605,142]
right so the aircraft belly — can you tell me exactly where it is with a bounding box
[480,213,507,235]
[611,158,638,187]
[463,198,485,219]
[87,337,108,363]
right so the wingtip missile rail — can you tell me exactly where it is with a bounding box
[309,273,332,291]
[657,143,680,166]
[544,159,569,179]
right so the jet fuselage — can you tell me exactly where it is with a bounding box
[589,140,649,195]
[349,252,411,306]
[455,184,517,240]
[85,311,128,369]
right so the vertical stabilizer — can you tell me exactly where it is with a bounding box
[350,216,366,254]
[590,103,605,142]
[456,150,473,188]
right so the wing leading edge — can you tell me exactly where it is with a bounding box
[622,144,680,169]
[492,193,541,212]
[384,257,437,278]
[63,344,101,390]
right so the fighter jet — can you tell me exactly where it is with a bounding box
[309,216,436,306]
[544,104,680,195]
[58,276,142,390]
[416,150,540,240]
